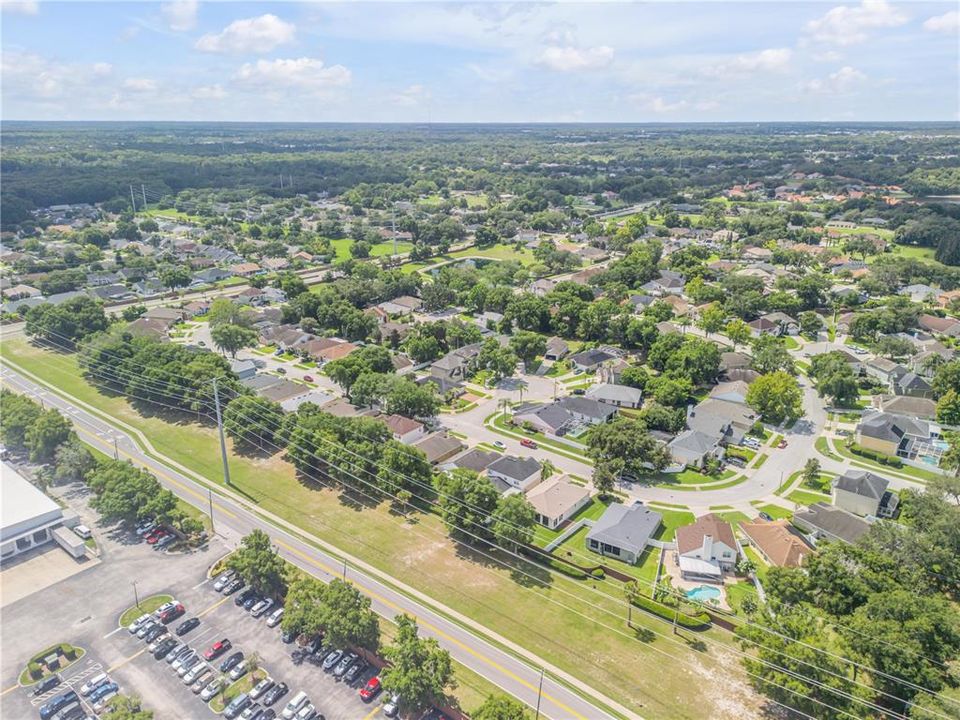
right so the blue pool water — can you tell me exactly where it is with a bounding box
[686,585,722,602]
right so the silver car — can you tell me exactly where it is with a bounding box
[201,678,224,702]
[213,570,236,592]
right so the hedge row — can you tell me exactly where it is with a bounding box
[548,558,588,580]
[847,443,904,468]
[630,595,711,629]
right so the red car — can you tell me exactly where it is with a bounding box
[160,603,185,624]
[146,530,169,545]
[777,440,788,449]
[204,639,232,661]
[303,375,314,382]
[520,438,538,449]
[359,676,381,702]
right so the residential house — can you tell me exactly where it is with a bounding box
[263,325,312,352]
[856,410,943,464]
[377,295,422,316]
[557,396,619,425]
[377,321,412,345]
[133,279,165,298]
[585,504,662,565]
[89,284,135,301]
[281,390,333,413]
[568,266,604,286]
[667,430,724,471]
[530,278,557,297]
[675,514,738,581]
[919,314,960,338]
[833,470,899,518]
[2,284,40,300]
[318,398,362,418]
[230,262,261,277]
[686,398,756,446]
[741,519,813,568]
[229,359,257,380]
[872,394,936,420]
[864,357,907,385]
[793,503,871,545]
[585,383,643,409]
[709,380,750,405]
[937,289,960,309]
[900,284,939,303]
[544,337,569,362]
[641,270,686,296]
[762,312,800,336]
[747,316,780,338]
[719,352,752,375]
[191,268,233,285]
[412,432,465,465]
[892,371,932,398]
[125,317,173,340]
[430,343,483,381]
[381,414,426,445]
[569,347,619,372]
[259,380,311,405]
[312,340,357,364]
[144,306,187,323]
[442,448,500,474]
[86,271,123,287]
[486,455,542,493]
[743,246,773,261]
[525,477,592,530]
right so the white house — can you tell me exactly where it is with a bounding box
[525,477,592,530]
[674,514,738,581]
[486,456,542,492]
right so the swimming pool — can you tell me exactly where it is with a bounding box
[686,585,722,602]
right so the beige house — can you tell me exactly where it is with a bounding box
[674,514,738,581]
[741,519,813,568]
[525,477,591,530]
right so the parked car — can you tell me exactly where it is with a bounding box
[241,703,264,720]
[344,659,368,685]
[571,388,586,395]
[135,519,157,536]
[229,661,250,681]
[204,638,232,660]
[242,593,261,611]
[201,678,225,702]
[177,654,202,678]
[175,617,200,636]
[251,598,275,618]
[79,673,109,697]
[224,693,252,720]
[759,511,773,522]
[493,440,506,449]
[235,588,256,607]
[155,533,177,550]
[39,690,79,720]
[520,438,537,449]
[383,694,400,717]
[777,439,788,449]
[333,652,357,679]
[144,625,166,644]
[127,613,151,633]
[148,632,171,651]
[223,578,245,595]
[33,675,62,696]
[359,676,381,702]
[88,683,118,705]
[153,638,177,659]
[160,603,185,624]
[72,525,92,540]
[145,529,169,545]
[262,682,289,706]
[137,620,159,639]
[280,691,309,720]
[92,691,119,714]
[166,644,191,664]
[50,700,83,720]
[171,649,197,673]
[266,607,284,627]
[322,649,342,671]
[220,651,244,673]
[295,703,317,720]
[153,599,180,617]
[191,669,215,694]
[303,375,314,382]
[280,628,296,644]
[213,570,236,591]
[183,661,210,685]
[248,677,274,701]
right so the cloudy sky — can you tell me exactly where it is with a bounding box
[2,0,958,122]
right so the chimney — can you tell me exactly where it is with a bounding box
[701,534,713,559]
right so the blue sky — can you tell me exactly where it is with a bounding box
[2,0,958,122]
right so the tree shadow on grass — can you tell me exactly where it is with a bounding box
[452,541,553,590]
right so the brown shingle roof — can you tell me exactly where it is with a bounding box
[676,514,737,555]
[741,519,813,568]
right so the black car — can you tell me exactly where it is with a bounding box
[262,682,288,706]
[33,675,61,696]
[153,638,178,659]
[234,588,256,607]
[220,651,245,673]
[344,659,368,685]
[176,617,200,636]
[261,711,276,720]
[143,625,165,643]
[223,578,244,595]
[242,593,261,611]
[280,629,296,644]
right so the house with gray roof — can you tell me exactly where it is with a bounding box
[833,470,898,518]
[686,398,756,446]
[585,383,642,409]
[855,411,939,461]
[442,448,500,474]
[569,347,618,372]
[892,371,932,399]
[667,430,723,471]
[586,503,662,565]
[793,503,872,546]
[486,455,542,492]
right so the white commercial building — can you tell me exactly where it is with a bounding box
[1,463,64,562]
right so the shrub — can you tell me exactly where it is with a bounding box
[630,595,710,629]
[548,558,588,580]
[591,568,605,579]
[62,645,77,661]
[28,662,41,680]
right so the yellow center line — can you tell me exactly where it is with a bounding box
[108,647,148,673]
[274,539,585,720]
[0,685,19,697]
[74,426,237,520]
[361,703,382,720]
[197,596,229,617]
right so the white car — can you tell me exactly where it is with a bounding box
[266,607,284,628]
[201,679,224,702]
[213,570,235,592]
[93,691,118,713]
[154,599,180,617]
[295,703,316,720]
[250,677,274,700]
[148,633,171,652]
[191,669,214,693]
[183,662,209,685]
[80,673,109,697]
[73,524,92,540]
[127,614,151,633]
[171,649,197,673]
[383,694,400,717]
[229,662,249,681]
[177,654,202,678]
[251,598,274,618]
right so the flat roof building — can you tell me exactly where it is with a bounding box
[1,463,64,562]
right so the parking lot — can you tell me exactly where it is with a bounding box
[1,482,387,720]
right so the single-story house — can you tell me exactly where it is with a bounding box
[899,284,939,303]
[569,348,619,372]
[740,519,813,568]
[686,398,756,446]
[919,314,960,338]
[667,430,724,471]
[281,390,333,413]
[544,337,570,362]
[318,398,362,418]
[892,372,932,399]
[377,295,423,316]
[864,357,907,385]
[872,394,936,420]
[412,432,466,465]
[259,380,311,404]
[525,477,592,530]
[720,352,752,374]
[675,514,738,581]
[585,383,642,409]
[585,503,662,565]
[793,503,872,546]
[709,380,750,405]
[442,448,500,474]
[230,359,257,380]
[833,470,898,518]
[486,455,542,492]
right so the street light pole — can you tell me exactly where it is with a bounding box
[534,667,545,720]
[212,377,231,486]
[208,488,216,534]
[132,580,140,609]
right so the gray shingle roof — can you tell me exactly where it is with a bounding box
[834,470,889,500]
[487,455,541,483]
[794,503,871,545]
[586,504,662,555]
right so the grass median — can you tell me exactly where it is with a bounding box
[119,594,174,628]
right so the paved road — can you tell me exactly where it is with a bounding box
[0,363,632,720]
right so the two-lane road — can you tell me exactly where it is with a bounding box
[0,363,633,720]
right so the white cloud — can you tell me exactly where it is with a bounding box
[391,84,430,107]
[631,94,720,114]
[234,58,351,91]
[923,10,959,33]
[804,0,909,46]
[803,65,867,93]
[161,0,198,32]
[195,14,296,54]
[707,47,792,76]
[92,62,113,77]
[0,0,38,15]
[535,44,614,72]
[122,78,158,93]
[192,84,227,100]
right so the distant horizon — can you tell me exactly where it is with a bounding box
[3,119,959,127]
[2,1,957,123]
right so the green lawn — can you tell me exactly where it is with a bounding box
[781,336,801,350]
[754,504,793,521]
[209,670,267,713]
[652,508,696,542]
[1,339,745,719]
[743,546,769,584]
[715,511,750,527]
[787,489,832,506]
[330,237,413,261]
[750,454,769,470]
[831,441,942,482]
[814,437,843,461]
[119,594,173,627]
[487,412,593,464]
[725,581,760,615]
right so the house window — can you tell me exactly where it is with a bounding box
[589,539,599,550]
[16,537,31,551]
[601,543,620,557]
[32,529,48,543]
[722,552,731,558]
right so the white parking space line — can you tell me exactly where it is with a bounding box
[103,626,125,639]
[192,578,210,590]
